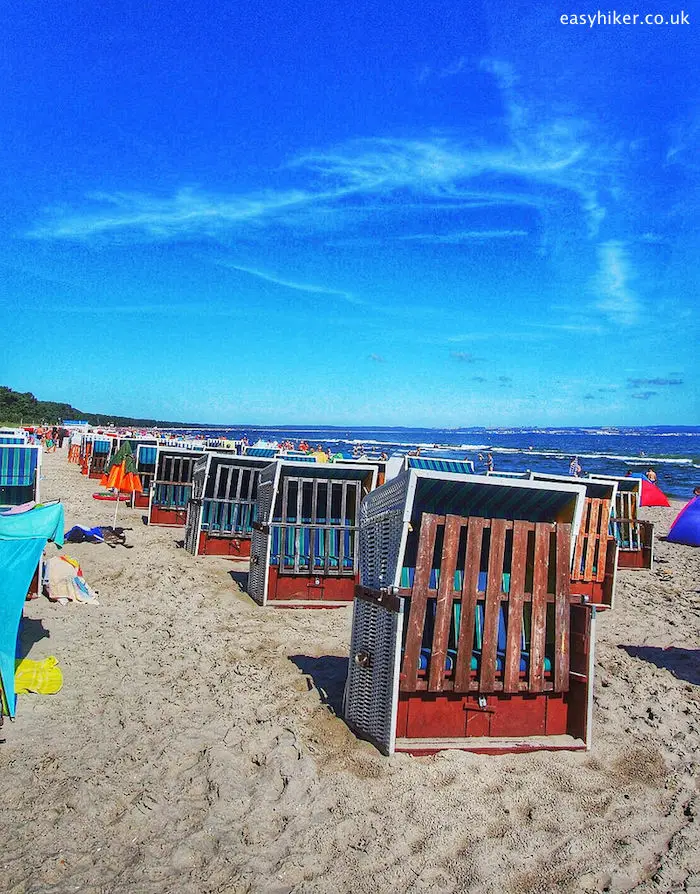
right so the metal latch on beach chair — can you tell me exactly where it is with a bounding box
[354,584,402,613]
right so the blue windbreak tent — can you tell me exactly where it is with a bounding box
[667,496,700,546]
[0,502,64,717]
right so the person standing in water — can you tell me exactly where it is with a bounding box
[569,456,582,477]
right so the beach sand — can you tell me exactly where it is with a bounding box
[0,449,698,894]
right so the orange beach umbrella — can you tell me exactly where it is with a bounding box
[100,462,143,494]
[100,441,142,525]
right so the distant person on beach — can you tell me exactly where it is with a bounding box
[693,486,700,498]
[646,468,658,484]
[486,453,494,472]
[569,457,582,477]
[379,451,389,461]
[625,470,632,477]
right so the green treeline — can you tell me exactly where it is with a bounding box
[0,385,193,427]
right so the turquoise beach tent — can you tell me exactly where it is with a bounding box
[0,502,64,717]
[667,497,700,547]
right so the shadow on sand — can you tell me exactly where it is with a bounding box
[289,654,349,716]
[17,617,51,660]
[620,645,700,686]
[228,569,249,591]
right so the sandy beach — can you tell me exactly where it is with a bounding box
[1,448,698,894]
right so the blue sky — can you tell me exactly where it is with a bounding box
[1,0,697,426]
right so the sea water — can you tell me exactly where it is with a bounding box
[170,425,699,500]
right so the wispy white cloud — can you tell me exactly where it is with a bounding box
[26,46,628,356]
[665,119,700,171]
[593,240,640,326]
[399,229,528,243]
[523,321,604,335]
[29,186,321,240]
[29,60,615,249]
[628,377,683,387]
[480,57,609,237]
[220,263,360,304]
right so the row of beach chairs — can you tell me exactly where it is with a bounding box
[59,439,661,756]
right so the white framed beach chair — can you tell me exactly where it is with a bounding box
[184,452,275,558]
[529,472,619,607]
[148,447,201,527]
[249,460,377,607]
[588,474,654,569]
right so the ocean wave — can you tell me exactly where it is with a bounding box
[483,448,693,465]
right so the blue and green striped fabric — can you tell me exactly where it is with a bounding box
[201,500,257,534]
[0,437,25,445]
[412,477,572,523]
[399,567,511,592]
[138,446,157,466]
[0,447,37,487]
[270,522,355,571]
[153,483,191,508]
[408,457,473,473]
[402,569,554,675]
[246,447,277,458]
[92,439,111,455]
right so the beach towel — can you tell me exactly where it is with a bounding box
[65,525,104,544]
[46,555,99,605]
[0,501,37,515]
[14,656,63,695]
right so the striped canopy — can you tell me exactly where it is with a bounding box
[412,476,578,524]
[137,446,158,466]
[408,457,473,474]
[0,447,38,487]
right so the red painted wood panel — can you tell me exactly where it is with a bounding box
[405,693,467,739]
[488,694,547,738]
